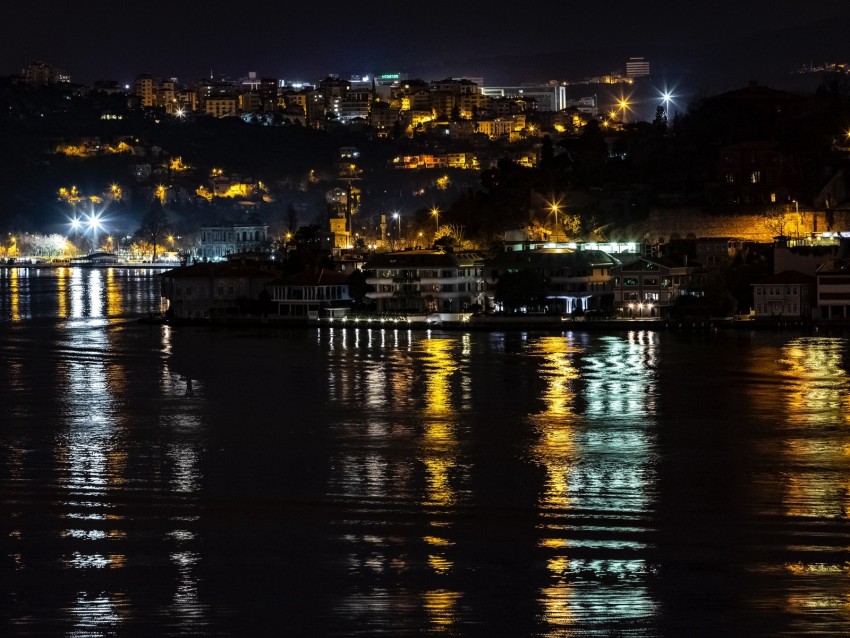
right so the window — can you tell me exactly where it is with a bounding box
[624,277,638,286]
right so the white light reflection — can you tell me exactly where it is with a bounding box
[527,332,658,634]
[69,591,126,637]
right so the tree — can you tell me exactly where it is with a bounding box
[493,270,547,314]
[135,200,170,262]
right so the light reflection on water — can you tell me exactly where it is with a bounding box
[744,335,850,634]
[528,331,658,634]
[6,269,850,634]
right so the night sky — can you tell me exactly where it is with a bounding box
[3,1,850,85]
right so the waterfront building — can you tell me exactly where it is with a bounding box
[611,256,702,318]
[160,258,279,319]
[486,248,618,314]
[815,257,850,319]
[364,250,486,314]
[264,269,351,318]
[752,270,815,318]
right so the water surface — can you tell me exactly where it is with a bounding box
[2,267,850,636]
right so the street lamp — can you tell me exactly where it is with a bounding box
[617,98,630,124]
[86,211,103,252]
[431,206,440,230]
[549,201,561,242]
[392,211,401,240]
[659,90,674,119]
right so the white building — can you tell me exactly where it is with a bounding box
[365,250,485,314]
[626,57,650,78]
[752,270,815,318]
[200,223,269,261]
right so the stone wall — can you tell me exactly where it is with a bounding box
[645,209,850,243]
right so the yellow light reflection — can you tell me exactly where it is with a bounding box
[106,268,122,317]
[56,266,69,319]
[749,337,850,618]
[422,589,461,628]
[419,337,462,632]
[528,337,580,512]
[527,333,657,634]
[9,266,20,321]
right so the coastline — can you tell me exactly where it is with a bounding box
[140,313,841,333]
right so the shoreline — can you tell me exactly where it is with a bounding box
[139,314,841,333]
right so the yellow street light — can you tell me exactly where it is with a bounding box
[431,206,440,230]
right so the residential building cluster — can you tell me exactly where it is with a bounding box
[161,229,850,324]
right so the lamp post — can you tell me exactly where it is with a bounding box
[392,211,401,240]
[661,92,672,120]
[550,201,561,242]
[86,212,103,252]
[617,97,630,125]
[431,207,440,231]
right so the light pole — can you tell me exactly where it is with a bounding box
[550,201,561,242]
[392,212,401,241]
[431,207,440,231]
[661,91,672,120]
[618,99,628,124]
[86,212,103,253]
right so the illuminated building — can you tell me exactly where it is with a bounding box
[625,57,650,78]
[611,255,703,318]
[480,84,567,111]
[199,222,269,261]
[364,250,485,314]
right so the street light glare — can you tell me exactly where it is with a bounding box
[86,213,102,231]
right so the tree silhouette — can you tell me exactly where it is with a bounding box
[135,200,170,262]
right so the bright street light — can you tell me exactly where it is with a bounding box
[392,211,401,240]
[431,207,440,230]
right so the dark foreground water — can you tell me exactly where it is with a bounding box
[2,267,850,636]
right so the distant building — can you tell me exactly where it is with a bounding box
[626,57,650,78]
[21,61,70,86]
[480,84,566,112]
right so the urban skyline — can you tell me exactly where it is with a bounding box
[3,2,850,88]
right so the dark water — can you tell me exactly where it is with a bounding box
[2,267,850,636]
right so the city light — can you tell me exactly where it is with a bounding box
[392,211,401,240]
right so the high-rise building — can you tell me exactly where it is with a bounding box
[626,57,650,78]
[22,61,69,86]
